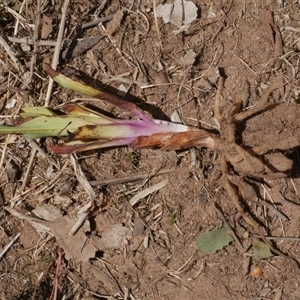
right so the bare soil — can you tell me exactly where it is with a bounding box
[1,1,300,299]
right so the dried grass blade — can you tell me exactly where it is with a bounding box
[129,179,168,206]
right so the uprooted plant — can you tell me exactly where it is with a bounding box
[0,64,219,154]
[0,64,299,261]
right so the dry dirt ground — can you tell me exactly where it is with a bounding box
[1,1,300,299]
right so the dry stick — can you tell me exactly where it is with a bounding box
[49,248,64,300]
[89,167,175,186]
[0,135,11,177]
[0,36,24,72]
[253,235,300,242]
[0,2,26,72]
[84,290,112,299]
[99,23,131,68]
[13,0,26,37]
[214,204,244,251]
[0,232,21,260]
[76,14,114,31]
[20,148,39,192]
[45,0,70,107]
[21,0,70,191]
[26,0,42,86]
[94,0,110,17]
[168,254,196,276]
[2,2,25,23]
[263,10,285,100]
[20,0,42,192]
[24,137,47,157]
[69,155,96,236]
[152,0,162,49]
[176,65,192,124]
[102,263,124,298]
[7,36,57,46]
[35,160,70,195]
[214,76,224,127]
[232,53,258,77]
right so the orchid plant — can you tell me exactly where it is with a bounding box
[0,64,218,154]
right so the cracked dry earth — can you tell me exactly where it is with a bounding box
[1,1,300,300]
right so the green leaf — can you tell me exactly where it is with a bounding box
[20,106,56,117]
[253,241,273,260]
[196,227,233,253]
[0,115,101,139]
[43,64,151,121]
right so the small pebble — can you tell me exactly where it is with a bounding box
[250,265,263,278]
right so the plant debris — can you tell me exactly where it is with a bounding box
[156,0,198,31]
[196,227,234,253]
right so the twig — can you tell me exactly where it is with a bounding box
[259,186,289,222]
[0,35,24,71]
[284,26,300,33]
[0,134,11,176]
[45,0,70,107]
[68,203,92,236]
[84,290,113,299]
[290,178,299,196]
[102,263,124,297]
[0,232,21,260]
[7,36,57,46]
[214,204,244,251]
[129,179,168,206]
[21,0,69,189]
[35,160,70,195]
[20,148,37,192]
[232,53,257,76]
[26,0,42,87]
[99,22,131,68]
[253,235,300,242]
[94,0,110,17]
[89,167,175,186]
[13,0,26,36]
[168,254,196,276]
[76,14,114,31]
[214,76,224,127]
[71,155,95,201]
[49,248,65,300]
[152,0,162,48]
[176,65,192,124]
[24,137,47,157]
[69,155,95,235]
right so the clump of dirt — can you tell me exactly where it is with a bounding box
[1,1,300,299]
[243,103,300,152]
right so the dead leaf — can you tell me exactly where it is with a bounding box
[5,98,17,109]
[41,15,53,39]
[133,216,145,236]
[48,215,97,262]
[32,204,61,221]
[180,49,197,66]
[61,37,103,60]
[156,0,198,31]
[156,3,173,24]
[5,205,97,262]
[92,223,132,250]
[171,0,198,28]
[106,10,124,35]
[196,67,220,90]
[0,161,19,183]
